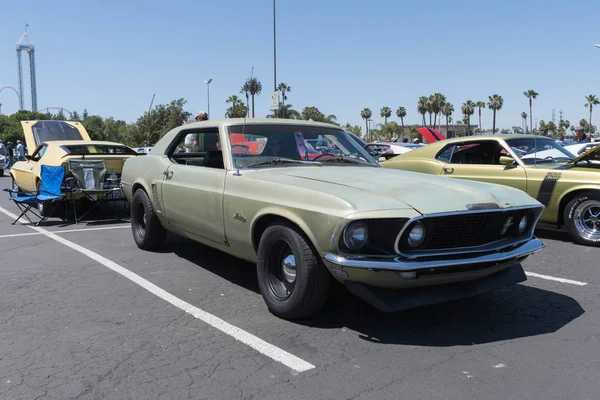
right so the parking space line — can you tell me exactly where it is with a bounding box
[0,206,315,373]
[0,225,130,239]
[525,271,588,286]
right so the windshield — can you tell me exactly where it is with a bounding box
[505,138,575,165]
[31,121,84,146]
[227,125,378,169]
[62,144,138,155]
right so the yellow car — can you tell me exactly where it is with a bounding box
[10,120,138,216]
[382,134,600,246]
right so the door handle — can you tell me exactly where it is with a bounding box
[443,167,454,174]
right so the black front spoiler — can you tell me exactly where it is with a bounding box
[344,264,527,313]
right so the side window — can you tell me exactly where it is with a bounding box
[169,129,223,169]
[443,141,505,165]
[435,144,460,163]
[31,144,48,161]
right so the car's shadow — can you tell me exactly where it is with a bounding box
[161,234,585,347]
[534,225,576,244]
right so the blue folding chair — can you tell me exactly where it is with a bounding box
[4,165,66,226]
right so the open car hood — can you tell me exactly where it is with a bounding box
[21,120,91,151]
[567,142,600,165]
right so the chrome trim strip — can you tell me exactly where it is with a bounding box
[393,204,545,256]
[324,238,545,272]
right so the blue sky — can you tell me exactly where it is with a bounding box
[1,0,599,132]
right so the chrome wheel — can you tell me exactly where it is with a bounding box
[266,241,296,301]
[573,200,600,240]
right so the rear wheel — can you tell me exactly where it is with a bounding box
[256,220,330,319]
[0,169,4,177]
[565,191,600,247]
[35,180,53,218]
[131,189,166,250]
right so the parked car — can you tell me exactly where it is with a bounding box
[564,142,600,156]
[10,120,138,216]
[121,119,545,319]
[365,142,422,161]
[382,134,600,246]
[133,146,153,155]
[0,154,6,177]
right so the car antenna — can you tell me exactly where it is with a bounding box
[234,66,254,177]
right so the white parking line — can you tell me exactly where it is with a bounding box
[525,271,588,286]
[0,225,130,239]
[0,206,315,373]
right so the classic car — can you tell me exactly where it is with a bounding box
[381,134,600,246]
[10,120,138,216]
[364,142,422,162]
[121,119,545,319]
[564,142,600,156]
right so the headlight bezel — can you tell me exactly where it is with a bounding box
[337,218,409,255]
[342,221,369,251]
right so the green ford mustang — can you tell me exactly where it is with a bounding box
[121,119,545,319]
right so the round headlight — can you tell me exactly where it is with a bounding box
[407,222,425,248]
[343,221,369,250]
[518,215,528,233]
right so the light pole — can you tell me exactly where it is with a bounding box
[204,79,212,119]
[273,0,277,92]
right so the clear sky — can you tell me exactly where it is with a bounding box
[1,0,599,132]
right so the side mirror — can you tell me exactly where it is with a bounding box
[499,156,515,166]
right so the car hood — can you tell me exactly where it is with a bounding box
[21,120,91,151]
[252,166,536,215]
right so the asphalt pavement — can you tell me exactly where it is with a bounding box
[0,176,598,400]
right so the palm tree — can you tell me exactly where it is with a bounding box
[430,93,447,128]
[585,94,600,130]
[426,96,435,127]
[396,106,407,139]
[225,95,247,118]
[243,77,262,118]
[240,84,250,117]
[487,94,504,133]
[277,82,291,106]
[380,106,392,123]
[461,101,475,135]
[441,103,454,138]
[417,97,428,126]
[523,90,539,133]
[521,112,528,133]
[361,108,372,133]
[267,103,300,119]
[475,101,486,130]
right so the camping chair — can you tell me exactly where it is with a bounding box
[67,159,121,223]
[3,165,66,226]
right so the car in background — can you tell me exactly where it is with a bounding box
[121,118,545,319]
[382,134,600,246]
[133,146,153,155]
[10,120,138,215]
[0,153,6,177]
[365,142,422,161]
[564,142,600,156]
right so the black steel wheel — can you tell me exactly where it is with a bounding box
[256,220,330,319]
[131,189,166,250]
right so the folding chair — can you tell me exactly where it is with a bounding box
[67,159,120,223]
[3,165,66,226]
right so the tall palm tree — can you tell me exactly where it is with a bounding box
[487,94,504,133]
[523,90,539,133]
[277,82,291,106]
[430,93,446,128]
[475,101,486,130]
[585,94,600,130]
[417,97,428,126]
[461,101,475,135]
[240,84,250,117]
[380,106,392,123]
[426,96,435,127]
[521,112,528,133]
[441,103,454,138]
[243,77,262,118]
[361,108,372,133]
[225,95,247,118]
[396,106,407,139]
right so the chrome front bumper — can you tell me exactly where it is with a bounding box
[324,238,545,272]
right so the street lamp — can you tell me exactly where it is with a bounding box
[204,79,212,119]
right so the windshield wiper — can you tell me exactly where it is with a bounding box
[248,158,320,168]
[319,156,375,166]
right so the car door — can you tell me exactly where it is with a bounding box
[12,144,47,191]
[438,140,528,192]
[159,128,227,246]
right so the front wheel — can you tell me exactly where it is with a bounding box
[564,191,600,247]
[256,220,330,319]
[131,189,166,250]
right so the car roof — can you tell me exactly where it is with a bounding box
[183,118,343,130]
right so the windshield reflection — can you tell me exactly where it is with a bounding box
[227,125,378,169]
[506,138,575,165]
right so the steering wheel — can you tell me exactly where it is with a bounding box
[544,156,554,161]
[231,144,250,154]
[312,153,336,160]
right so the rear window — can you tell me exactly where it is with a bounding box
[62,145,137,155]
[32,121,84,146]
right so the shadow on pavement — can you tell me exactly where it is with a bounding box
[161,235,585,347]
[534,225,576,244]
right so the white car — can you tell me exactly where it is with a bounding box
[564,142,600,156]
[365,142,422,162]
[133,146,153,155]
